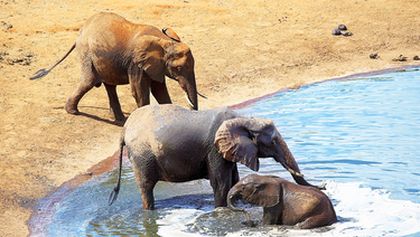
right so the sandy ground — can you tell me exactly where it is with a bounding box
[0,0,419,236]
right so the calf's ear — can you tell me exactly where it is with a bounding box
[246,183,280,208]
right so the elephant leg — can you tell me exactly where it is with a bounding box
[65,58,98,114]
[104,83,125,122]
[129,68,151,107]
[210,180,230,207]
[133,168,156,209]
[296,212,333,229]
[131,153,159,210]
[209,161,235,207]
[151,80,172,104]
[140,180,157,210]
[231,163,240,186]
[263,205,282,225]
[296,216,321,229]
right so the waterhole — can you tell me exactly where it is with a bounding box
[30,68,420,236]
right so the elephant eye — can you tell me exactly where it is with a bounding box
[254,183,264,190]
[176,66,182,72]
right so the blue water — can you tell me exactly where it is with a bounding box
[32,68,420,237]
[239,68,420,203]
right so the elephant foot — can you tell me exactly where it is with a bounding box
[65,99,80,115]
[114,117,126,126]
[111,112,126,126]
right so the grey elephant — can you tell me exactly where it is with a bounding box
[109,104,322,209]
[228,174,337,229]
[30,12,198,123]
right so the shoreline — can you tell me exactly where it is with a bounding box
[27,65,419,235]
[230,64,419,109]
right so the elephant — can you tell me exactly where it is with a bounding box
[108,104,322,209]
[228,174,337,229]
[30,12,198,123]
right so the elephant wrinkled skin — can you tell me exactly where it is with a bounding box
[31,12,199,122]
[109,104,321,209]
[228,174,337,229]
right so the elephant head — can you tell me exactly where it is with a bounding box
[227,174,281,210]
[214,118,321,188]
[132,35,198,110]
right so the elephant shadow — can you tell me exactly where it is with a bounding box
[155,193,215,210]
[53,105,129,126]
[77,111,126,126]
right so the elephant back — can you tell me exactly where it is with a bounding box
[123,105,233,153]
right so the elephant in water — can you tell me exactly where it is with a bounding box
[30,12,199,123]
[109,104,322,209]
[228,174,337,229]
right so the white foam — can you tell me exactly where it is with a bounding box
[323,181,420,237]
[157,209,206,237]
[157,181,420,237]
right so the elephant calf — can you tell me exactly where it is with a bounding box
[109,104,322,209]
[228,174,337,229]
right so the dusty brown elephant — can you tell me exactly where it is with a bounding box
[228,174,337,229]
[108,104,323,209]
[30,12,198,123]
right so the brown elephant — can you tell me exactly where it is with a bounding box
[30,12,198,122]
[228,174,337,229]
[108,104,323,209]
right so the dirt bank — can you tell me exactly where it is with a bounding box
[0,0,418,236]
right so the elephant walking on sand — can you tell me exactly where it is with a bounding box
[31,12,199,123]
[228,174,337,229]
[109,104,322,209]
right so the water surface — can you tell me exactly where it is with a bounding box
[34,68,420,236]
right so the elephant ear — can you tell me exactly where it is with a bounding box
[162,27,181,42]
[245,182,281,208]
[214,118,274,171]
[135,36,166,83]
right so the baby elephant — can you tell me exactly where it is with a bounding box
[228,174,337,229]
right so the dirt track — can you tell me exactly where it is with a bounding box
[0,0,419,236]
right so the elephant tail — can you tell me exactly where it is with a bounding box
[29,43,76,80]
[108,130,126,206]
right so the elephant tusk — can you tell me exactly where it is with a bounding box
[185,95,195,109]
[285,165,304,177]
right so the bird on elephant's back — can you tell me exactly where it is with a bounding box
[108,104,324,210]
[30,12,200,124]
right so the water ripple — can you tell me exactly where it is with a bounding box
[300,159,381,165]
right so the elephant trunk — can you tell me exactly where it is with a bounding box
[227,187,245,212]
[179,73,198,110]
[186,83,198,110]
[227,188,254,225]
[275,137,324,189]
